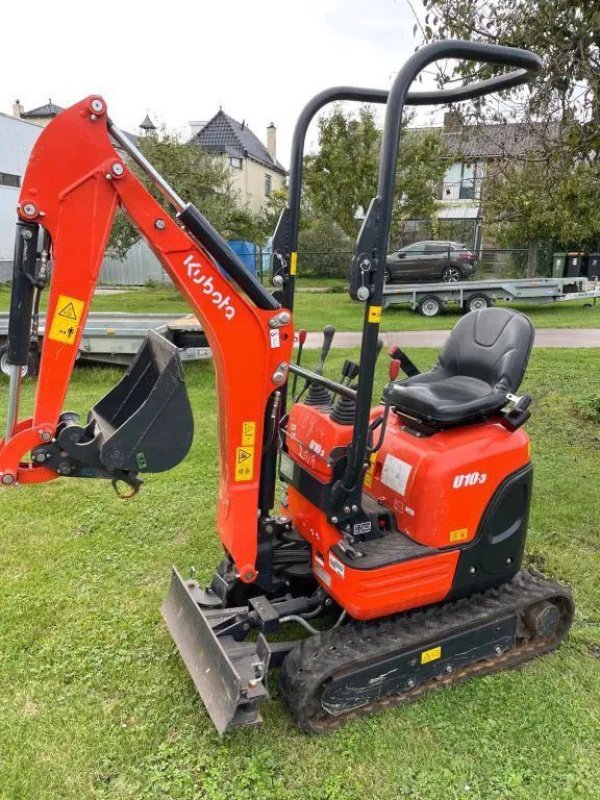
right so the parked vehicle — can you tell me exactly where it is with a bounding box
[385,240,477,283]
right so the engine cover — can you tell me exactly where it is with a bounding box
[364,407,531,550]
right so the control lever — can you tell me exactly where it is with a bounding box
[341,359,360,385]
[388,345,420,378]
[500,393,532,431]
[316,325,335,375]
[305,325,335,407]
[389,360,401,381]
[291,329,307,397]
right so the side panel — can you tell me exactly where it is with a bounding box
[364,412,531,550]
[287,486,459,620]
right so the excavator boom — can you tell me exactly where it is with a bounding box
[0,96,293,580]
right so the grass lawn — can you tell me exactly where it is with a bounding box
[1,283,599,331]
[0,348,599,799]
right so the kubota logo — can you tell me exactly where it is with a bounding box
[184,255,236,320]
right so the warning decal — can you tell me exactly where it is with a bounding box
[289,251,298,276]
[48,295,85,345]
[368,305,382,323]
[421,646,442,665]
[235,446,254,481]
[242,421,256,447]
[450,528,469,543]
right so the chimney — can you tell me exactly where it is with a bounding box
[267,122,276,161]
[12,99,24,118]
[443,110,463,132]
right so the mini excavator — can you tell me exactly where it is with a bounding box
[0,41,574,734]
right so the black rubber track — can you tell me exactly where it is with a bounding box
[279,571,574,733]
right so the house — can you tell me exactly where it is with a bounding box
[0,101,152,284]
[12,99,64,127]
[189,110,287,214]
[0,112,43,279]
[407,112,556,254]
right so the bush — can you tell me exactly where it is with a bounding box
[297,219,353,279]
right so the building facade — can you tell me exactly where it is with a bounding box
[0,113,43,279]
[189,111,286,215]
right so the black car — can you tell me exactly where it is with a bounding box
[385,240,477,283]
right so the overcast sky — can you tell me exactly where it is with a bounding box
[0,0,445,167]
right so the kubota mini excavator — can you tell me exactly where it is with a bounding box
[0,41,574,734]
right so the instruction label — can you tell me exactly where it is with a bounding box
[381,454,412,496]
[235,446,254,481]
[48,295,85,345]
[241,421,256,447]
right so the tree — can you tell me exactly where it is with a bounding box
[303,106,449,242]
[420,1,600,272]
[297,219,353,278]
[109,131,261,258]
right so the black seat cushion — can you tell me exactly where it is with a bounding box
[387,307,534,426]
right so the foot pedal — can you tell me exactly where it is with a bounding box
[90,330,193,473]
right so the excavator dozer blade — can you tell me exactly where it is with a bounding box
[162,568,269,735]
[90,330,194,473]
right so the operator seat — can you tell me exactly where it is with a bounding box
[387,307,534,427]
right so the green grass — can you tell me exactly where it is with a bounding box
[1,283,598,331]
[0,349,599,799]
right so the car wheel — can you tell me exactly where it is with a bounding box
[418,295,443,317]
[384,267,392,283]
[465,294,491,313]
[441,265,462,283]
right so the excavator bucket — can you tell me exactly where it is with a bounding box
[90,330,194,473]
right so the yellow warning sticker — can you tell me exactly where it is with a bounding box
[235,446,254,482]
[289,252,298,276]
[421,646,442,665]
[368,305,382,323]
[242,421,256,447]
[48,295,85,345]
[450,528,469,543]
[364,452,377,488]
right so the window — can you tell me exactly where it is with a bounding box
[459,163,475,200]
[425,242,450,253]
[264,174,272,197]
[229,157,242,169]
[0,172,21,188]
[442,162,478,201]
[402,243,423,253]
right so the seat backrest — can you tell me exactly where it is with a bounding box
[436,307,534,393]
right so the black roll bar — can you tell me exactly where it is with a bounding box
[274,57,539,312]
[335,40,542,517]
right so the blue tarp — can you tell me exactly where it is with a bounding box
[228,240,257,276]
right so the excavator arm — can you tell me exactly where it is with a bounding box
[0,96,294,581]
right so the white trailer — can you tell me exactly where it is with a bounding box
[0,312,210,374]
[383,276,600,316]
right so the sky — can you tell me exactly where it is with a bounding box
[0,0,445,168]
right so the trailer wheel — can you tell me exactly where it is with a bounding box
[465,294,491,313]
[418,295,443,317]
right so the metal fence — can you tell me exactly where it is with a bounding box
[293,247,533,280]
